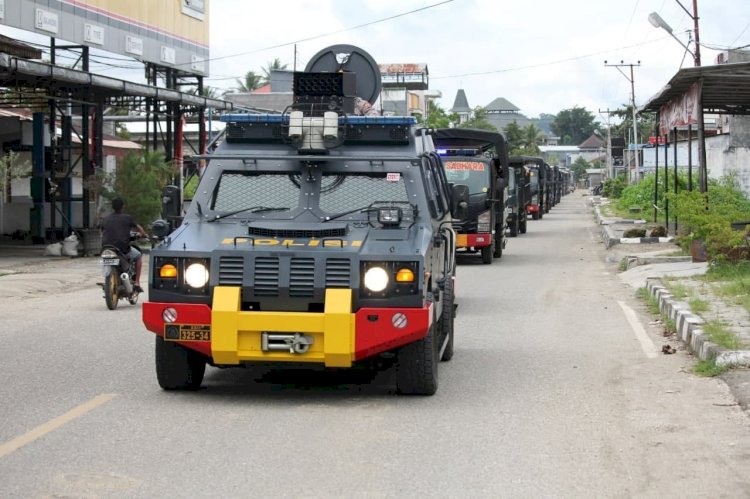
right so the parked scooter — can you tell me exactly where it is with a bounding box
[100,232,146,310]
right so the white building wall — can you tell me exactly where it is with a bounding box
[641,134,750,194]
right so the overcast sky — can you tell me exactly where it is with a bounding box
[1,0,747,125]
[206,0,749,121]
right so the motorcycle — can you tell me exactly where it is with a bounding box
[100,232,146,310]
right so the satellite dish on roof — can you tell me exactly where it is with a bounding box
[304,44,381,104]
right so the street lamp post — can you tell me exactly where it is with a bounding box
[648,2,706,192]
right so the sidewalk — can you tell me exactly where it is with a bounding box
[591,195,750,372]
[0,243,107,298]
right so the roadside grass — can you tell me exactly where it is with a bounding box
[599,202,642,220]
[637,287,661,315]
[664,279,689,300]
[618,258,628,272]
[703,261,750,314]
[694,359,729,377]
[703,320,744,350]
[688,297,711,314]
[663,316,677,335]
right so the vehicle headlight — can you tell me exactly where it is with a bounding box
[185,263,209,288]
[364,267,389,292]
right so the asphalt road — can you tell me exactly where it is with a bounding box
[1,194,749,498]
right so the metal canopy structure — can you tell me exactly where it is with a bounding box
[0,54,233,110]
[640,61,750,115]
[640,61,750,230]
[0,45,236,244]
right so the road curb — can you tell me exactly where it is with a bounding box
[646,277,750,368]
[593,203,673,248]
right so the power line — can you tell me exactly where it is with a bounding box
[431,36,666,80]
[195,0,454,67]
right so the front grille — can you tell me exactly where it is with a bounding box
[247,226,347,238]
[254,257,279,296]
[218,256,244,285]
[325,258,351,288]
[290,258,315,297]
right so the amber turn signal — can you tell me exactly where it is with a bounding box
[160,264,178,278]
[396,268,415,283]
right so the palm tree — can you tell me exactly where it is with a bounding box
[234,71,263,93]
[521,124,544,154]
[261,57,289,86]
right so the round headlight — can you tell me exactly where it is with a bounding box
[185,263,209,288]
[364,267,389,292]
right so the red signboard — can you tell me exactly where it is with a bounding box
[659,81,702,135]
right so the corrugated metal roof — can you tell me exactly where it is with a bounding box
[640,61,750,115]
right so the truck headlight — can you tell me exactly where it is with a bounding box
[478,210,491,233]
[185,263,209,288]
[364,267,389,292]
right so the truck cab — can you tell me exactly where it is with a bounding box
[507,156,532,236]
[433,129,509,264]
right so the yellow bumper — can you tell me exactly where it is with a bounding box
[211,287,355,367]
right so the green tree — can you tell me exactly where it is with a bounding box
[503,121,523,153]
[611,105,656,144]
[419,100,459,128]
[234,70,263,93]
[261,57,289,86]
[458,106,497,132]
[571,156,589,182]
[114,150,172,227]
[552,106,598,145]
[520,124,543,155]
[0,151,30,235]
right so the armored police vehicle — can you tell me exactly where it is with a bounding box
[143,46,465,395]
[433,128,509,264]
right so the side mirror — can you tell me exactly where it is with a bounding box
[161,185,181,219]
[151,219,171,240]
[451,183,469,220]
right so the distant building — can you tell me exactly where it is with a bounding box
[450,89,472,124]
[484,97,531,132]
[378,63,434,117]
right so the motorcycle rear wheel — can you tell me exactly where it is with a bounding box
[104,272,119,310]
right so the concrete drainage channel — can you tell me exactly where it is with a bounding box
[592,198,674,248]
[646,278,750,368]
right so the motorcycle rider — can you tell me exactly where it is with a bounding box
[101,197,147,293]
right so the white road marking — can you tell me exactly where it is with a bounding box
[0,394,116,458]
[618,301,658,358]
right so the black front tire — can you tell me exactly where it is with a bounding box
[439,278,455,362]
[520,217,527,234]
[509,215,518,237]
[155,336,206,390]
[396,324,438,395]
[104,272,118,310]
[532,211,540,220]
[481,245,493,264]
[493,231,503,258]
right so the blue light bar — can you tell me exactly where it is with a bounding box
[341,116,417,126]
[220,114,417,126]
[220,114,287,123]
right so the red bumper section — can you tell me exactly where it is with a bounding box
[456,233,492,248]
[142,302,432,363]
[527,204,539,214]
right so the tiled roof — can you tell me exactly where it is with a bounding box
[450,89,471,113]
[485,97,520,112]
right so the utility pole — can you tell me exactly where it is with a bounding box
[598,109,616,180]
[605,61,641,183]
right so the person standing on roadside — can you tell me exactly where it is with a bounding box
[101,197,147,292]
